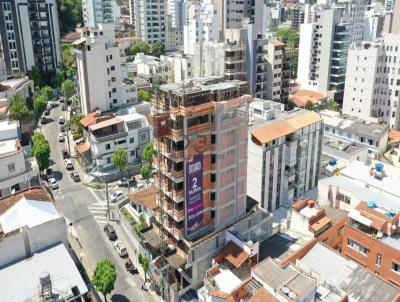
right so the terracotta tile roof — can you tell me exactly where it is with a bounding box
[129,185,158,210]
[0,186,52,215]
[209,290,230,299]
[88,117,122,131]
[62,32,81,42]
[248,288,279,302]
[76,142,91,154]
[310,216,332,232]
[388,130,400,144]
[80,112,97,127]
[251,111,321,145]
[270,40,285,47]
[251,120,295,144]
[290,89,327,107]
[215,241,250,269]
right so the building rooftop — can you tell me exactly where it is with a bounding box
[321,110,389,140]
[0,139,19,156]
[0,187,51,216]
[215,240,250,269]
[0,243,88,302]
[319,175,400,211]
[270,40,286,47]
[251,111,321,144]
[129,185,158,211]
[0,77,31,90]
[88,117,122,131]
[0,120,18,134]
[299,243,400,302]
[212,267,243,294]
[252,258,316,299]
[341,161,400,199]
[248,287,279,302]
[0,197,60,234]
[290,89,327,107]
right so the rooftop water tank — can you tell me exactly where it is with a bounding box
[329,158,337,166]
[375,163,384,172]
[367,201,377,208]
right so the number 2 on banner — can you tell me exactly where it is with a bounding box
[192,177,197,189]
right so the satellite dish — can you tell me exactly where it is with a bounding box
[282,286,290,294]
[288,291,297,299]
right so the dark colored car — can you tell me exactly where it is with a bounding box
[70,172,80,182]
[44,110,50,116]
[62,150,70,159]
[40,116,47,124]
[45,168,53,180]
[104,224,118,241]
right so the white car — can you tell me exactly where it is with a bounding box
[58,133,64,142]
[64,159,74,170]
[46,103,52,111]
[114,241,128,257]
[59,116,65,124]
[110,191,124,203]
[48,177,58,189]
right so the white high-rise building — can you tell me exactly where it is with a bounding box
[183,0,218,55]
[363,2,385,41]
[132,0,166,44]
[82,0,113,29]
[342,34,400,130]
[247,110,323,212]
[74,24,136,115]
[297,3,366,101]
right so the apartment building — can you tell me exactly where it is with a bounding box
[82,0,113,29]
[247,110,323,212]
[78,108,150,176]
[266,40,291,108]
[342,36,400,130]
[363,2,385,41]
[160,53,193,83]
[297,3,366,101]
[321,110,389,158]
[134,53,173,83]
[183,0,218,56]
[147,78,272,297]
[74,24,136,115]
[291,7,305,30]
[0,0,61,77]
[133,0,166,44]
[0,120,39,197]
[0,76,33,103]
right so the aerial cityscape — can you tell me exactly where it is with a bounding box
[0,0,400,301]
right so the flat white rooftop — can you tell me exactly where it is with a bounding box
[0,243,88,302]
[0,197,60,234]
[0,139,17,154]
[213,268,242,294]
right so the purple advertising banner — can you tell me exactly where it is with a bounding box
[185,153,204,236]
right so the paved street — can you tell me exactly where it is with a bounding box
[41,103,159,302]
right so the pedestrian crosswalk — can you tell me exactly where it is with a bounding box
[88,202,109,225]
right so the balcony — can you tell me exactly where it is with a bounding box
[167,128,184,142]
[187,122,212,135]
[173,226,184,240]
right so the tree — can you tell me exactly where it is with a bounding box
[140,163,152,186]
[276,28,299,49]
[141,142,154,163]
[61,43,75,68]
[27,66,44,88]
[50,70,65,88]
[112,148,128,179]
[137,89,151,103]
[133,214,148,237]
[126,41,151,56]
[9,96,34,124]
[32,134,51,172]
[138,254,150,282]
[58,0,83,34]
[40,86,54,101]
[305,101,316,111]
[151,42,165,57]
[33,95,48,117]
[92,259,117,302]
[61,79,75,98]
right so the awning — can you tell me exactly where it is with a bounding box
[72,37,86,46]
[76,142,90,154]
[309,216,332,232]
[215,241,250,269]
[348,209,372,227]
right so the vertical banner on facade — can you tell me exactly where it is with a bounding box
[185,153,204,236]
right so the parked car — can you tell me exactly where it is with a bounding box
[110,191,124,203]
[70,172,80,182]
[40,116,47,124]
[46,103,52,111]
[114,241,128,257]
[62,150,70,159]
[60,124,65,132]
[104,224,118,241]
[59,116,65,124]
[118,177,134,187]
[45,168,54,180]
[62,104,68,111]
[48,177,58,189]
[44,109,50,116]
[64,159,74,170]
[58,133,64,142]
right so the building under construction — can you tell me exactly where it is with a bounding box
[146,77,272,300]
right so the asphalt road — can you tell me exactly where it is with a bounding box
[41,103,158,302]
